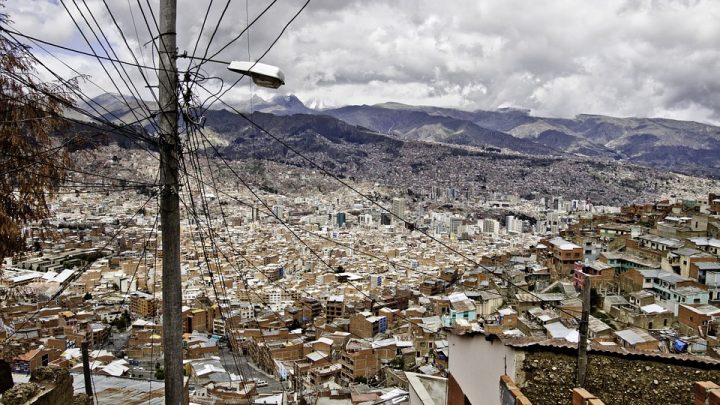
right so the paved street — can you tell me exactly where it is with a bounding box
[219,348,286,395]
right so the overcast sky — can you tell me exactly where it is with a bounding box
[5,0,720,123]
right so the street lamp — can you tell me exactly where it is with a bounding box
[227,61,285,89]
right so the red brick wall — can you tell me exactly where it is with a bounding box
[678,305,712,335]
[694,381,720,405]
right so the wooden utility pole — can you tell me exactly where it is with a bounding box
[576,274,591,387]
[81,341,93,397]
[158,0,182,403]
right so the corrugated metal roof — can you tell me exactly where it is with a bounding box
[501,336,720,366]
[449,330,720,366]
[72,374,167,405]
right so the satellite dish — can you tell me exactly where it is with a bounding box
[227,61,285,89]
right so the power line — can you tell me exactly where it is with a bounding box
[99,0,164,121]
[0,28,163,71]
[59,0,149,124]
[195,0,310,115]
[1,33,160,174]
[185,0,230,78]
[87,182,160,394]
[75,0,155,117]
[134,0,160,75]
[192,95,586,322]
[181,124,437,348]
[180,0,280,115]
[181,0,278,71]
[178,125,246,384]
[125,0,147,68]
[0,34,159,150]
[182,125,443,338]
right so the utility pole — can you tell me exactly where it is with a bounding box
[81,341,93,398]
[576,274,591,387]
[158,0,182,403]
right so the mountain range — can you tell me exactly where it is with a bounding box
[245,95,720,177]
[60,92,720,204]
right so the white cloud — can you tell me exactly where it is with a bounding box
[5,0,720,124]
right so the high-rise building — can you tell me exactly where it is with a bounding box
[336,212,346,227]
[431,186,440,200]
[506,215,523,234]
[482,219,499,236]
[272,204,284,219]
[391,197,406,220]
[450,216,463,235]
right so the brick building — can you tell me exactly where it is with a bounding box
[543,237,583,278]
[677,303,720,336]
[340,339,381,384]
[349,313,387,339]
[129,291,157,319]
[325,295,345,321]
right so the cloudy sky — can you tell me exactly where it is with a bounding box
[5,0,720,123]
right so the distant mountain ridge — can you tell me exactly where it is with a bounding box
[198,109,690,205]
[61,93,720,205]
[220,93,720,176]
[322,105,558,156]
[76,92,720,178]
[319,100,720,177]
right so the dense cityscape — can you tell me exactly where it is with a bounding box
[1,145,719,404]
[2,1,720,405]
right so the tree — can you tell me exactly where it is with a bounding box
[0,6,76,260]
[111,315,127,332]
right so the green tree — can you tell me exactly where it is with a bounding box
[112,316,127,332]
[0,6,76,259]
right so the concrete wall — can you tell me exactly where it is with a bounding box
[448,334,519,405]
